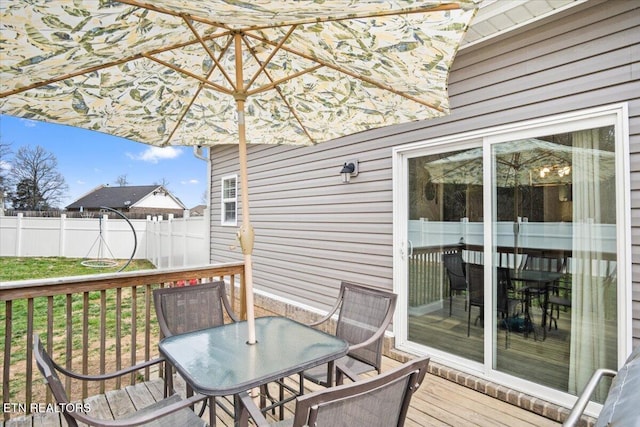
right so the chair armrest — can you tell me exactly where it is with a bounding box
[347,325,389,353]
[335,359,361,384]
[562,368,617,427]
[52,357,166,381]
[238,391,271,427]
[71,393,208,427]
[307,302,342,328]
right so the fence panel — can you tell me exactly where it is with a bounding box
[0,212,208,267]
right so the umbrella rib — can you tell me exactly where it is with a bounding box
[143,54,233,96]
[244,25,297,92]
[182,16,237,91]
[241,34,317,144]
[164,63,219,145]
[0,38,207,98]
[117,0,464,32]
[245,33,446,113]
[245,64,323,97]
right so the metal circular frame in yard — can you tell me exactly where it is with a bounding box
[81,207,137,272]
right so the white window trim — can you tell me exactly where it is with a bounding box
[392,103,631,411]
[221,174,238,226]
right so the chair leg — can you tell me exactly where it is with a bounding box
[467,306,472,337]
[502,318,510,349]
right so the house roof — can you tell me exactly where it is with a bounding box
[66,185,184,210]
[462,0,584,48]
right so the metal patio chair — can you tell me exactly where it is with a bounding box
[153,281,239,422]
[442,251,468,316]
[466,263,485,337]
[302,281,397,387]
[239,356,430,427]
[34,334,207,427]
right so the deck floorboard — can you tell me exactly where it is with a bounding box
[2,357,560,427]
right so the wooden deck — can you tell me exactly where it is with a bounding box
[2,357,560,427]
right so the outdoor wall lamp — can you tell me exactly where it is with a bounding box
[340,160,359,183]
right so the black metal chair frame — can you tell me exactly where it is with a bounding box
[442,251,469,317]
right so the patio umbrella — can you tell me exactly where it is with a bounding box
[0,0,478,344]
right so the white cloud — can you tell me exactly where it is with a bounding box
[20,118,37,127]
[181,179,200,185]
[126,146,183,164]
[0,161,11,171]
[76,180,85,185]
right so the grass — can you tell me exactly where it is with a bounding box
[0,256,155,281]
[1,256,158,401]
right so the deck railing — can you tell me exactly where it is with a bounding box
[0,263,245,422]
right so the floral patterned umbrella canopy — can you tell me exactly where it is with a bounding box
[0,0,478,343]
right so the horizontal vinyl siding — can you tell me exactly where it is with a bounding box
[210,0,640,330]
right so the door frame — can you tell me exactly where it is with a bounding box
[391,103,631,411]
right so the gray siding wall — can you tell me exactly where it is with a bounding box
[209,0,640,341]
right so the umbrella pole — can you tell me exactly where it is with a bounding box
[235,33,257,345]
[237,99,257,345]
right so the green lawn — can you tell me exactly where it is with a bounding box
[1,256,158,400]
[0,256,155,281]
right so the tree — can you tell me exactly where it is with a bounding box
[154,177,170,187]
[9,145,67,210]
[0,141,12,212]
[115,174,129,186]
[12,178,47,210]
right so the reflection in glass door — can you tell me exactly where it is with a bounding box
[491,128,618,401]
[402,118,621,402]
[406,147,484,363]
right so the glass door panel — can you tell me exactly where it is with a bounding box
[407,148,484,363]
[491,128,618,401]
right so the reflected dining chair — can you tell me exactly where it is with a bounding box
[442,252,468,316]
[153,281,239,422]
[302,281,397,388]
[523,254,568,333]
[239,356,430,427]
[466,263,485,337]
[496,267,522,348]
[34,334,207,427]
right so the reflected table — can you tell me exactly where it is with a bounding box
[159,316,348,426]
[509,270,563,340]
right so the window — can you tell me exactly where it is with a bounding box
[221,175,237,226]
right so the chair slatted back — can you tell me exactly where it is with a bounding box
[442,252,467,292]
[336,283,396,371]
[153,281,238,338]
[293,357,429,427]
[467,263,484,306]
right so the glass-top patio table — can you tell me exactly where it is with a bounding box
[509,269,564,340]
[158,316,349,426]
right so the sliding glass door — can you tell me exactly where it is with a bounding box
[491,128,618,399]
[399,106,626,401]
[406,145,484,363]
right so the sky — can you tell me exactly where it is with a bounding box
[0,114,208,209]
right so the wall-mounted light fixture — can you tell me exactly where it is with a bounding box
[340,159,359,183]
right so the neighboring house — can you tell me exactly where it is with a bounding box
[66,185,186,217]
[189,204,208,217]
[207,0,638,419]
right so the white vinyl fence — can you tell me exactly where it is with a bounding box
[0,211,209,268]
